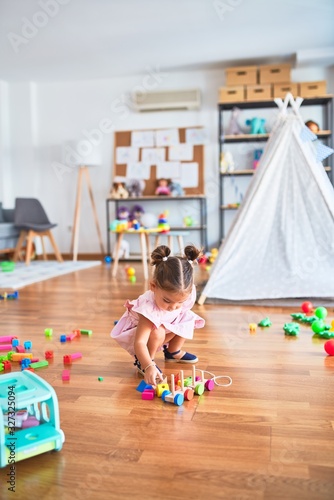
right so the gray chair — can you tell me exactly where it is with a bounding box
[13,198,63,265]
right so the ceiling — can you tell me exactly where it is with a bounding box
[1,0,334,82]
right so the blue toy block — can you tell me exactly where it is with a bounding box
[136,380,153,393]
[12,339,19,347]
[24,341,32,350]
[60,335,67,343]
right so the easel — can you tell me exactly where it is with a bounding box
[71,166,105,261]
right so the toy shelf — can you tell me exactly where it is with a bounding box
[105,195,208,258]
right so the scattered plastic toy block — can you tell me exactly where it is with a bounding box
[63,352,82,364]
[60,335,67,343]
[66,332,78,341]
[16,345,25,353]
[258,317,272,327]
[142,389,155,400]
[136,380,153,393]
[20,358,31,368]
[249,323,257,332]
[24,341,32,350]
[0,363,4,372]
[0,336,17,343]
[11,353,33,362]
[98,377,104,382]
[45,350,54,359]
[0,344,13,352]
[44,328,53,337]
[12,339,19,347]
[156,382,170,397]
[30,360,49,369]
[2,360,11,370]
[80,329,92,336]
[62,369,70,381]
[31,358,39,363]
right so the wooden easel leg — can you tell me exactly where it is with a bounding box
[47,231,63,262]
[177,235,184,254]
[84,167,105,255]
[71,167,84,261]
[13,231,27,262]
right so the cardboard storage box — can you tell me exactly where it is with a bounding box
[225,66,258,86]
[259,64,291,84]
[299,80,327,98]
[246,84,272,101]
[273,83,299,98]
[219,86,245,103]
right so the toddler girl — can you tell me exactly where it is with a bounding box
[111,244,205,386]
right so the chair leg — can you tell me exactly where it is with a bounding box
[47,231,63,262]
[25,231,34,265]
[41,236,47,260]
[13,231,27,262]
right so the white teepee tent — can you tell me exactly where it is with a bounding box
[199,94,334,303]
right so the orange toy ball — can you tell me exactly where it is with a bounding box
[301,301,313,313]
[127,267,136,276]
[324,339,334,356]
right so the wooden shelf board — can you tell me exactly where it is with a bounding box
[221,169,254,176]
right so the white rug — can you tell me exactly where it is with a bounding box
[0,261,101,290]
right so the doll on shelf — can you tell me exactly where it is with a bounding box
[155,178,171,196]
[110,181,129,199]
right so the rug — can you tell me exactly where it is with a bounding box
[0,261,101,290]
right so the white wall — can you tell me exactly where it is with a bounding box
[3,64,333,255]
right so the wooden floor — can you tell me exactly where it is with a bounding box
[0,262,334,500]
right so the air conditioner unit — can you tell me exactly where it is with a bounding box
[132,89,201,112]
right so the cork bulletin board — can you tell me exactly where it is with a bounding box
[113,127,205,195]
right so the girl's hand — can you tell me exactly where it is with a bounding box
[144,364,164,387]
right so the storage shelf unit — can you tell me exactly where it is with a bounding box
[219,95,334,242]
[106,195,208,258]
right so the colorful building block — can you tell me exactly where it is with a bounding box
[0,344,13,352]
[11,353,33,362]
[60,335,67,343]
[142,389,155,400]
[62,370,70,381]
[0,336,17,343]
[30,360,49,369]
[80,329,93,336]
[45,350,54,359]
[24,341,32,350]
[16,345,25,353]
[44,328,53,337]
[2,360,11,370]
[63,352,82,363]
[12,339,19,347]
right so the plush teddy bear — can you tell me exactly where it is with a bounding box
[110,182,129,199]
[126,179,145,197]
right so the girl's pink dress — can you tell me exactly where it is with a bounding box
[111,285,205,356]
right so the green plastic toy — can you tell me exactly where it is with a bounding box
[258,317,272,327]
[283,323,300,336]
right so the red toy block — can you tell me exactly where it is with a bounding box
[62,369,70,381]
[15,345,25,353]
[63,355,72,364]
[3,360,11,370]
[45,350,54,360]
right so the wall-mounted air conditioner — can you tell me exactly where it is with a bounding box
[132,89,201,112]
